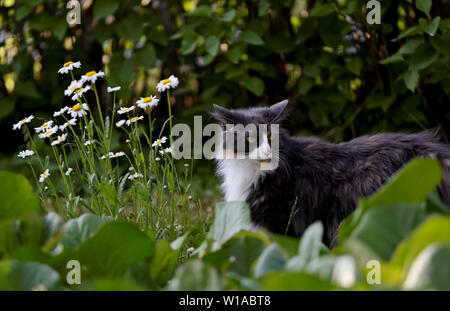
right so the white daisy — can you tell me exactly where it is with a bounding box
[126,116,144,126]
[152,136,167,148]
[81,70,105,84]
[107,86,121,93]
[39,169,50,183]
[136,95,159,109]
[60,118,77,131]
[38,126,58,139]
[117,106,135,114]
[156,75,179,92]
[84,140,94,146]
[111,151,125,158]
[13,115,34,130]
[115,120,126,128]
[53,106,69,117]
[128,172,143,180]
[67,103,89,118]
[71,85,91,101]
[155,157,161,162]
[101,152,114,160]
[34,120,54,133]
[51,133,67,146]
[65,168,73,176]
[58,61,81,74]
[17,150,34,158]
[65,80,84,96]
[159,147,172,156]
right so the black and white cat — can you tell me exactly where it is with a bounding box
[211,100,450,248]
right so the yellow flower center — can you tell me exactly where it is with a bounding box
[44,130,53,136]
[73,104,82,111]
[58,137,63,142]
[70,85,77,91]
[143,97,152,103]
[130,117,138,122]
[162,79,171,85]
[42,173,47,177]
[21,118,26,122]
[85,71,97,77]
[40,123,48,128]
[156,139,162,144]
[76,88,84,93]
[63,61,73,67]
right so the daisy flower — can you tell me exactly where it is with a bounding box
[51,134,67,146]
[39,169,50,183]
[34,120,53,133]
[128,173,143,180]
[53,106,69,117]
[71,85,91,101]
[84,140,94,146]
[38,126,58,139]
[107,86,121,93]
[156,75,179,92]
[58,61,81,74]
[60,118,77,131]
[65,80,84,96]
[152,136,167,148]
[126,115,144,126]
[13,115,34,130]
[17,150,34,158]
[65,168,73,176]
[159,147,172,156]
[111,151,125,158]
[117,106,135,114]
[67,103,89,118]
[101,152,114,160]
[136,95,159,109]
[115,120,126,128]
[81,70,105,84]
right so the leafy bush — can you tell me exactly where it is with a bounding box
[0,158,448,290]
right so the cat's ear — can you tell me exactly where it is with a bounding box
[210,104,235,124]
[269,99,291,122]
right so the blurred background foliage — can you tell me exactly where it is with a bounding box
[1,0,449,170]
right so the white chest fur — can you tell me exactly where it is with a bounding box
[216,159,264,201]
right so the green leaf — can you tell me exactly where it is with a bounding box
[205,201,251,247]
[61,213,110,249]
[404,69,419,92]
[397,25,422,39]
[0,171,40,220]
[75,222,155,276]
[149,239,180,286]
[260,271,337,290]
[365,92,396,112]
[379,53,404,65]
[430,34,450,57]
[419,17,440,36]
[253,244,286,277]
[0,260,60,290]
[242,76,265,96]
[226,47,242,64]
[240,30,264,45]
[397,38,424,55]
[93,0,120,19]
[415,0,432,18]
[339,158,442,242]
[185,5,211,17]
[204,36,220,57]
[217,9,236,22]
[168,260,224,290]
[181,32,198,55]
[135,43,157,69]
[391,216,450,273]
[310,4,335,17]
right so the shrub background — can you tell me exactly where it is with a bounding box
[0,0,449,168]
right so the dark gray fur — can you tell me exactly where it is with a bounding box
[211,100,450,248]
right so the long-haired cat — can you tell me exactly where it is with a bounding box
[211,100,450,248]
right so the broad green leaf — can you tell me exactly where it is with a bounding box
[185,5,211,17]
[430,34,450,57]
[149,239,180,286]
[61,213,110,249]
[0,260,60,290]
[253,244,286,277]
[415,0,432,18]
[75,222,155,277]
[351,203,426,260]
[0,171,40,220]
[260,271,337,290]
[391,216,450,273]
[168,260,224,290]
[242,76,265,96]
[93,0,120,20]
[205,36,220,57]
[379,53,404,65]
[403,243,450,290]
[206,201,251,246]
[404,69,419,92]
[397,25,422,39]
[397,38,424,55]
[226,47,242,64]
[419,17,441,36]
[85,277,145,290]
[217,9,236,22]
[240,30,264,45]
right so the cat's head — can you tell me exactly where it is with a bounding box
[210,100,291,169]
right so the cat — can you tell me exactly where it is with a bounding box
[211,99,450,248]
